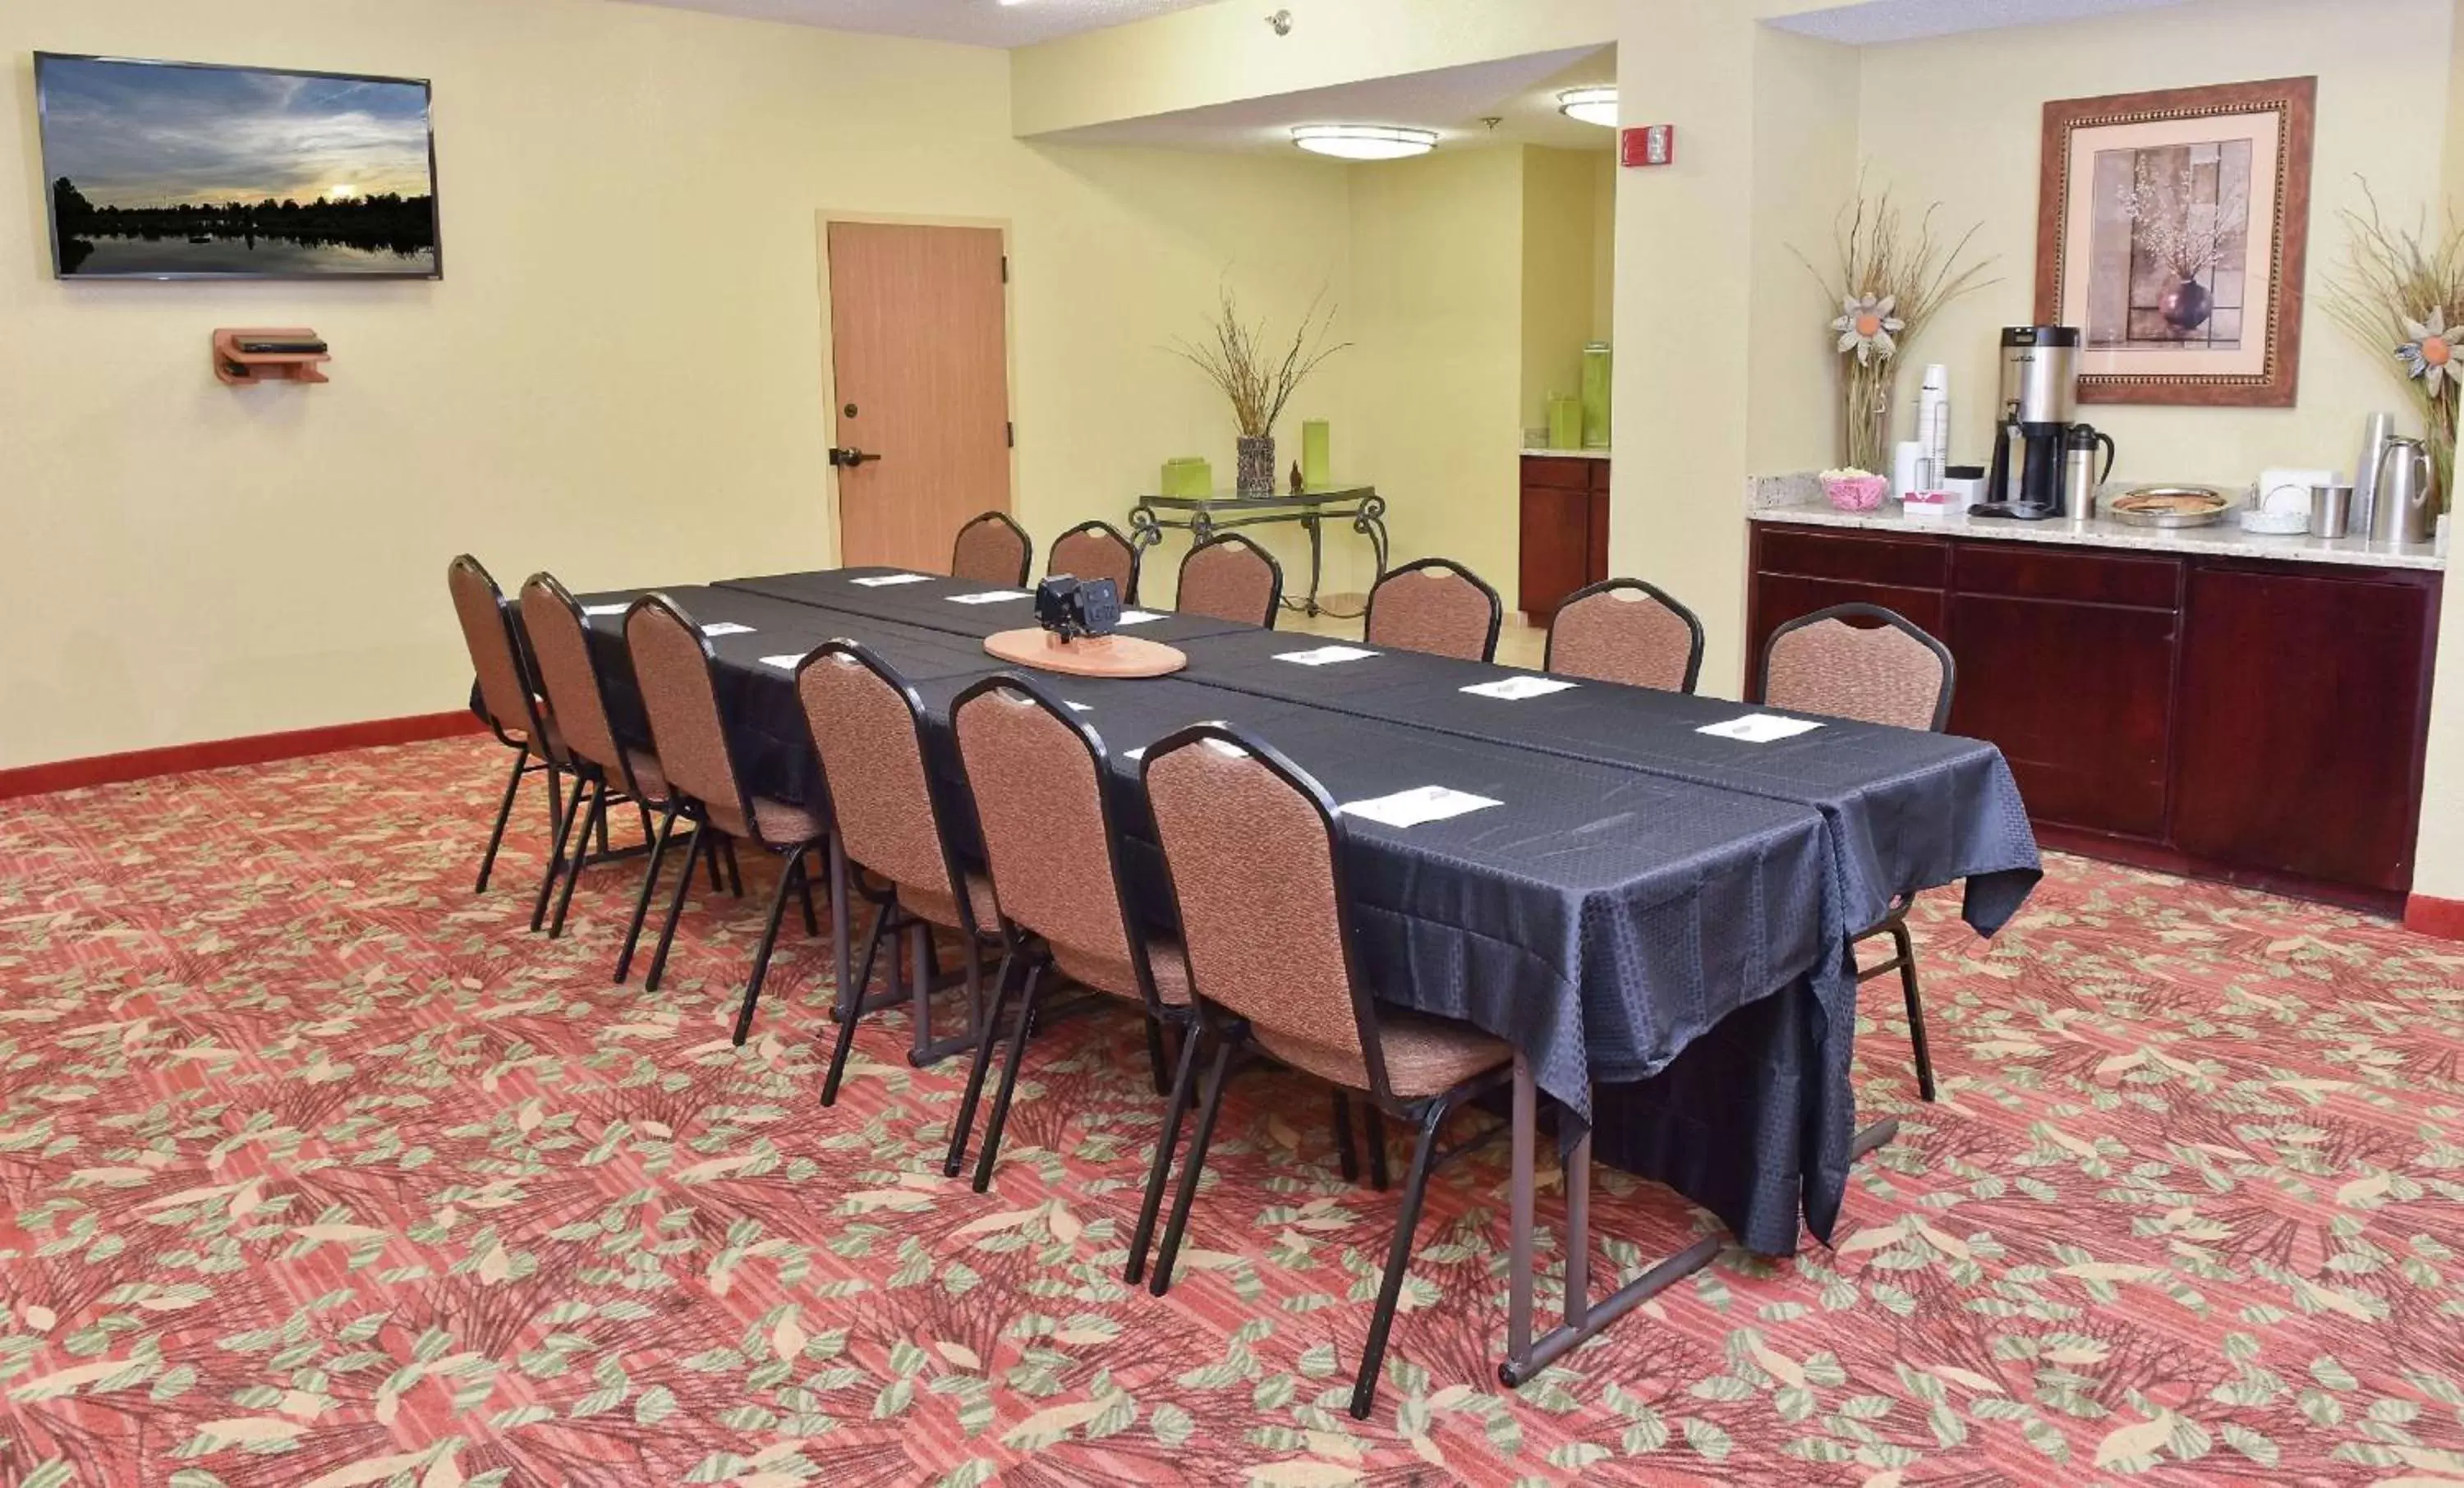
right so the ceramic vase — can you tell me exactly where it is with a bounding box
[2159,277,2213,335]
[1235,435,1276,497]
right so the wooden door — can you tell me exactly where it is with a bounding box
[1518,457,1592,621]
[825,221,1012,572]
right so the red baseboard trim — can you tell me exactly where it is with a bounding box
[2406,893,2464,940]
[0,710,488,801]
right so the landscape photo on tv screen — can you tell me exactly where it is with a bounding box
[37,53,441,279]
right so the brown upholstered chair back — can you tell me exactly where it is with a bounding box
[796,644,958,905]
[517,574,623,776]
[623,596,748,830]
[1146,729,1379,1088]
[448,555,544,746]
[1547,579,1704,692]
[1364,559,1501,662]
[1175,535,1281,627]
[1761,604,1954,733]
[954,682,1137,977]
[1048,522,1139,602]
[951,511,1032,587]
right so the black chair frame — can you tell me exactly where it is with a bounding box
[1366,557,1504,664]
[1047,519,1143,604]
[952,510,1032,588]
[621,593,828,1046]
[1133,721,1511,1421]
[1543,576,1707,694]
[451,554,565,898]
[802,640,1008,1105]
[1758,600,1956,1100]
[1178,532,1285,629]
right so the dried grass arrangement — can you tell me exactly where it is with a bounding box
[1169,286,1349,440]
[1795,180,1997,474]
[2325,181,2464,511]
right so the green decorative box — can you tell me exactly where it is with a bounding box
[1161,457,1212,498]
[1301,420,1332,488]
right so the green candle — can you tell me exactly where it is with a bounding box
[1301,420,1331,488]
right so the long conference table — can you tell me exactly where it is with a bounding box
[535,563,2041,1380]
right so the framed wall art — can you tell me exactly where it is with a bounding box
[2034,76,2315,406]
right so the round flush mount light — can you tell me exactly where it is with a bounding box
[1557,86,1618,128]
[1291,125,1438,161]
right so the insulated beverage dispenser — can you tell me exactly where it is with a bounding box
[1976,326,2080,521]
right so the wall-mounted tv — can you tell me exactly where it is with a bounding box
[35,53,441,280]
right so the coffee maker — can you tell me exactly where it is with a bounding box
[1976,326,2081,521]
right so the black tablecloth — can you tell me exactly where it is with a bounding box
[483,569,2042,1254]
[720,567,1257,648]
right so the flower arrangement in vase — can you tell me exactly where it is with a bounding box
[2325,182,2464,512]
[2120,154,2249,335]
[1170,286,1349,498]
[1795,181,1995,475]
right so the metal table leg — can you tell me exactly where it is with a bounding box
[1302,511,1324,617]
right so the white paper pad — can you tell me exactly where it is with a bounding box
[1339,785,1502,829]
[1115,610,1164,627]
[1697,713,1825,743]
[948,590,1030,605]
[760,654,805,672]
[1124,746,1147,760]
[1461,675,1579,701]
[582,604,628,617]
[852,573,932,587]
[1275,645,1378,667]
[701,622,753,637]
[1065,701,1092,712]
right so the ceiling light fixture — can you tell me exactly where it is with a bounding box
[1291,125,1438,160]
[1557,86,1618,128]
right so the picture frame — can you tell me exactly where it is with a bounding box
[2034,76,2315,407]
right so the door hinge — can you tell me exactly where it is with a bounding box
[1005,421,1014,448]
[1000,255,1009,284]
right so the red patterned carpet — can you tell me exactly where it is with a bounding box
[2,735,2462,1486]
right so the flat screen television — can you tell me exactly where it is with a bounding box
[35,53,441,280]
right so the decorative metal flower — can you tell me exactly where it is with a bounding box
[1832,293,1904,365]
[2395,308,2462,391]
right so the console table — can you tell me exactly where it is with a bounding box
[1127,485,1388,618]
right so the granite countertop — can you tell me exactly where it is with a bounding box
[1746,475,2444,572]
[1522,448,1611,460]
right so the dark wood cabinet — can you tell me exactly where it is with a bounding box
[1747,521,2443,907]
[1519,456,1611,622]
[2172,563,2440,892]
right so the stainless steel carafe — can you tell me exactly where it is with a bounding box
[2062,424,2116,521]
[2372,436,2437,544]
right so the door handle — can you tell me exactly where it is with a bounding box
[828,447,879,468]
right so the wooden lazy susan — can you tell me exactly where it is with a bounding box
[983,628,1186,678]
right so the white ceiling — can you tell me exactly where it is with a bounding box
[1768,0,2191,46]
[1038,46,1618,154]
[606,0,1221,49]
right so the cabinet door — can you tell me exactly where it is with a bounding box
[1947,594,2176,838]
[1519,466,1592,622]
[1585,485,1611,586]
[2172,564,2439,891]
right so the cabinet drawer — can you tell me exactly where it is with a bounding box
[1522,456,1590,492]
[1755,526,1949,589]
[1956,543,2179,609]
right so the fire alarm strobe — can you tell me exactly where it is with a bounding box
[1621,124,1675,168]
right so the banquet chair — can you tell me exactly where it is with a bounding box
[623,594,830,1043]
[518,573,691,956]
[1175,534,1282,628]
[1545,578,1705,693]
[1364,558,1501,663]
[943,675,1191,1190]
[801,641,1006,1101]
[1758,602,1956,1100]
[1047,521,1141,603]
[1139,723,1514,1421]
[951,511,1032,587]
[446,554,564,897]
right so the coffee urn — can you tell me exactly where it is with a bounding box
[1975,326,2081,521]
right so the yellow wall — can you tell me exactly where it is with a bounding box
[1347,147,1527,577]
[1852,0,2454,487]
[1520,147,1605,439]
[0,0,1352,766]
[1590,150,1618,346]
